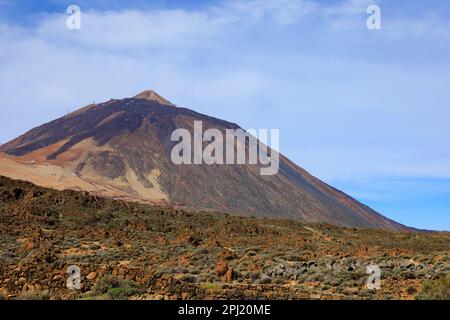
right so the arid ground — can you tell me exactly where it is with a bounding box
[0,176,449,300]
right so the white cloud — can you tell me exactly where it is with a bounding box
[37,9,234,50]
[0,0,449,186]
[323,0,373,16]
[221,0,319,25]
[291,145,450,182]
[385,12,450,40]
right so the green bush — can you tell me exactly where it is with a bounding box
[107,287,136,300]
[245,246,260,253]
[255,274,272,285]
[249,271,261,283]
[406,286,417,295]
[93,275,138,300]
[179,275,197,283]
[19,292,47,300]
[416,275,450,300]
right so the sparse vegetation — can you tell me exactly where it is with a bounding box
[19,292,48,300]
[416,275,450,300]
[0,175,449,300]
[93,275,139,300]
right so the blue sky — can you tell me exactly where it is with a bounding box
[0,0,449,230]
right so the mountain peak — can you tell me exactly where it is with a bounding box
[133,90,174,106]
[0,91,409,231]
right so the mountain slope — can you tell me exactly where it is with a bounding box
[0,90,408,230]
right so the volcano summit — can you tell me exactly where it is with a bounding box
[0,90,408,230]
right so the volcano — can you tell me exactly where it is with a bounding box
[0,90,408,230]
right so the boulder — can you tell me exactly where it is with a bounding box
[215,260,228,276]
[86,272,97,281]
[225,268,235,282]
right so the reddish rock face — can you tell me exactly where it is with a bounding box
[215,261,228,276]
[86,272,97,281]
[225,268,235,283]
[0,90,409,230]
